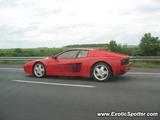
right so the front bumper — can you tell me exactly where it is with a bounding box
[23,63,33,75]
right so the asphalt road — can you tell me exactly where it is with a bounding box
[0,65,160,120]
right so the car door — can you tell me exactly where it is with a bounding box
[52,50,80,76]
[59,50,89,76]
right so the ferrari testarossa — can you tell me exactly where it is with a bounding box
[24,48,132,81]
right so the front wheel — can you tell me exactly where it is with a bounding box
[33,63,46,78]
[91,62,112,82]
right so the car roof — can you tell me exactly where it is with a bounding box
[69,48,95,51]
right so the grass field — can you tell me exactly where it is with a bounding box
[0,48,68,57]
[0,60,26,65]
[132,61,160,68]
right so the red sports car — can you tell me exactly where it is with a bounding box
[24,48,131,81]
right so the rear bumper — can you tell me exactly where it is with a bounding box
[119,62,132,75]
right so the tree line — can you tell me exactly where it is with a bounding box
[106,33,160,56]
[0,33,160,57]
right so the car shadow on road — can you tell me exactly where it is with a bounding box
[26,74,133,83]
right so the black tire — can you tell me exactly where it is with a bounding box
[91,62,112,82]
[33,62,46,78]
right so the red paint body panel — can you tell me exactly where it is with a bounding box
[24,49,132,78]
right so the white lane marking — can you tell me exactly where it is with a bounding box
[12,80,96,88]
[0,68,23,70]
[127,72,160,75]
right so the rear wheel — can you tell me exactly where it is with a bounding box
[91,62,112,82]
[33,63,46,78]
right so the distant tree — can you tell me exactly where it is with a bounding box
[14,48,22,53]
[139,33,160,56]
[121,45,128,54]
[0,52,5,57]
[13,48,23,56]
[107,40,122,53]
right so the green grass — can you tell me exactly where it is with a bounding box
[132,61,160,68]
[0,48,68,57]
[0,60,26,65]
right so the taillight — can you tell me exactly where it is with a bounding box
[121,58,129,65]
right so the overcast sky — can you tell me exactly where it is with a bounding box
[0,0,160,48]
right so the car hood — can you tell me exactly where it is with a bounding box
[26,57,49,63]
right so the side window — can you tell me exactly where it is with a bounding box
[57,50,79,59]
[77,50,88,58]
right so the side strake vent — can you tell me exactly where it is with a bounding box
[72,63,82,72]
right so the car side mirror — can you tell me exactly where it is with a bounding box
[52,55,57,59]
